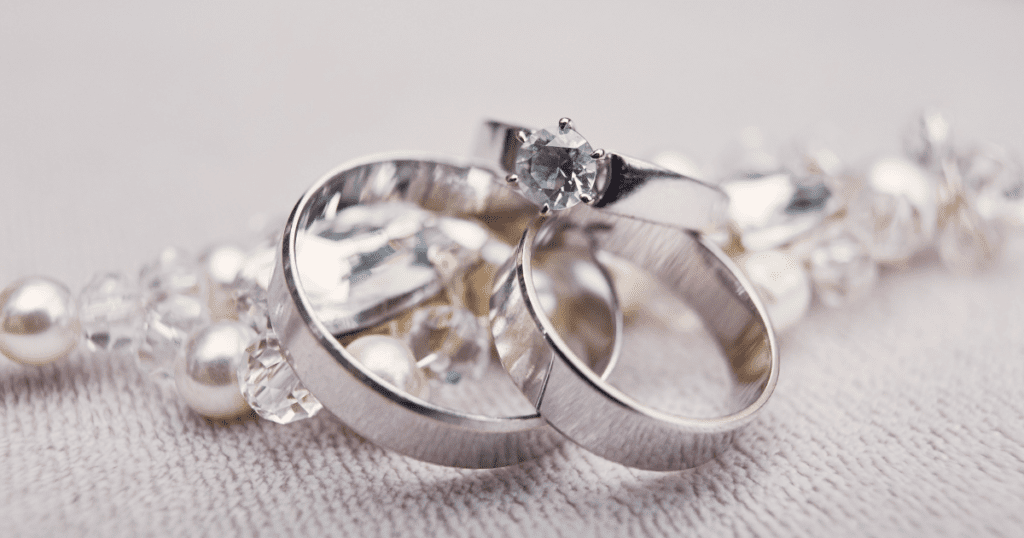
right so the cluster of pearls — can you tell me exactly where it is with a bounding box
[655,112,1022,332]
[0,222,289,420]
[0,202,499,422]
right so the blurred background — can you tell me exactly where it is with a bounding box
[1,1,1022,288]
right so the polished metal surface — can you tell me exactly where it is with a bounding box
[473,120,729,231]
[490,205,779,471]
[270,154,619,468]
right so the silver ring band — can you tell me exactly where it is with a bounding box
[473,119,729,231]
[269,153,619,468]
[490,204,779,471]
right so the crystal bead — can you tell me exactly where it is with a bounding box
[958,143,1024,227]
[140,247,203,302]
[864,157,939,264]
[807,229,878,308]
[234,287,270,336]
[137,248,208,382]
[937,196,1004,274]
[137,293,207,382]
[78,272,143,355]
[231,240,277,336]
[235,240,277,293]
[238,335,322,424]
[402,304,491,384]
[737,250,811,332]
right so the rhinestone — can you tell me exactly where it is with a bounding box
[238,335,322,424]
[959,143,1024,227]
[137,247,208,382]
[78,272,143,355]
[137,293,206,382]
[514,124,598,210]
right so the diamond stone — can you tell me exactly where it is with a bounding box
[239,335,322,424]
[515,124,598,210]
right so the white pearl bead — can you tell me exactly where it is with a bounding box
[175,321,256,419]
[200,244,247,322]
[738,250,812,332]
[0,276,80,365]
[347,334,427,398]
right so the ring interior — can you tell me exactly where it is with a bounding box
[527,205,777,424]
[290,156,619,421]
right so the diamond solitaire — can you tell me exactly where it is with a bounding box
[511,118,601,212]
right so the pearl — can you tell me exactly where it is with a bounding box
[0,276,80,365]
[199,244,247,322]
[175,320,256,419]
[346,334,427,398]
[738,250,812,332]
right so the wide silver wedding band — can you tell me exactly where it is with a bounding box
[267,153,617,468]
[475,118,778,471]
[490,203,779,471]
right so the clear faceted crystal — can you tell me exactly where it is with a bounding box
[137,248,209,382]
[230,240,277,336]
[515,124,598,210]
[958,143,1024,227]
[403,304,491,384]
[864,157,940,263]
[807,230,878,307]
[937,197,1004,274]
[140,247,203,301]
[78,272,143,354]
[239,335,322,424]
[138,294,207,382]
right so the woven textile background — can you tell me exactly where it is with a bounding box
[2,2,1022,536]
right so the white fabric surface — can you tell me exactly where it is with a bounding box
[2,2,1023,536]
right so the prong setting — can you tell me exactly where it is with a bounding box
[590,148,606,159]
[539,204,551,216]
[505,173,518,184]
[516,130,529,143]
[558,117,573,130]
[579,193,595,205]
